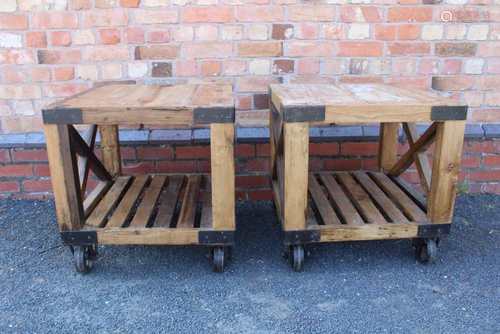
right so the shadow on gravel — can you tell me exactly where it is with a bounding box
[0,195,499,333]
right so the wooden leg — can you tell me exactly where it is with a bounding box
[378,123,399,172]
[99,125,121,177]
[44,124,83,231]
[210,123,235,230]
[283,123,309,231]
[427,121,466,223]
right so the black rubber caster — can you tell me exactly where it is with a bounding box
[211,247,226,273]
[73,246,94,273]
[290,245,304,272]
[415,238,438,264]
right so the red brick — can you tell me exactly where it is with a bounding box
[99,29,121,45]
[37,50,81,64]
[388,7,433,22]
[482,183,500,194]
[397,24,420,40]
[340,6,381,23]
[176,146,210,159]
[252,94,268,110]
[388,42,430,55]
[248,189,273,201]
[34,164,50,177]
[156,160,196,173]
[435,43,477,57]
[310,143,339,156]
[374,25,396,40]
[464,141,500,154]
[32,12,79,29]
[288,5,335,22]
[85,46,129,61]
[467,170,500,182]
[323,159,362,171]
[0,149,10,163]
[341,142,378,156]
[309,158,323,172]
[50,31,72,47]
[236,175,270,188]
[120,0,140,7]
[12,149,47,162]
[362,159,378,171]
[135,45,179,60]
[125,27,145,44]
[238,42,282,57]
[53,67,75,81]
[273,59,294,74]
[431,76,475,91]
[0,164,33,177]
[237,159,269,173]
[23,179,52,192]
[0,14,29,30]
[134,9,177,25]
[236,144,256,158]
[71,0,92,10]
[236,6,284,22]
[288,41,334,57]
[200,61,221,77]
[256,143,270,157]
[136,146,173,160]
[338,42,383,57]
[0,181,20,193]
[483,155,500,167]
[26,32,47,48]
[82,9,128,27]
[119,147,136,160]
[122,162,155,175]
[182,42,232,58]
[43,83,89,98]
[182,6,234,23]
[147,30,171,43]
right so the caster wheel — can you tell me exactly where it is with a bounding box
[74,246,94,273]
[290,245,304,272]
[212,247,226,273]
[416,239,438,264]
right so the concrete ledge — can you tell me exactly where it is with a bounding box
[0,124,496,148]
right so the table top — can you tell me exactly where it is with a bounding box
[270,84,466,124]
[43,83,234,126]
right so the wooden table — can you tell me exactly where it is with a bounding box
[43,83,235,273]
[269,83,467,271]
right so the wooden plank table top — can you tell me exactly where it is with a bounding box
[270,83,467,124]
[43,83,234,126]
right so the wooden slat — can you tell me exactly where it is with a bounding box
[96,228,200,245]
[403,123,432,193]
[98,125,121,177]
[389,123,437,176]
[427,121,466,223]
[153,176,184,228]
[176,175,202,228]
[317,223,419,242]
[86,176,131,227]
[307,205,319,227]
[105,175,149,228]
[69,125,112,182]
[319,174,364,226]
[44,124,83,231]
[353,171,409,223]
[128,175,167,228]
[83,181,112,218]
[210,124,235,230]
[199,191,212,229]
[283,123,309,230]
[390,176,427,211]
[336,173,387,224]
[378,123,399,172]
[308,174,341,225]
[370,172,428,222]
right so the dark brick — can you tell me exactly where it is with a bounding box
[435,43,477,57]
[272,59,294,74]
[152,62,172,77]
[253,94,268,110]
[272,24,294,40]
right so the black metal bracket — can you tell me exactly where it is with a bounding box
[60,231,97,246]
[42,108,83,124]
[431,106,468,121]
[283,230,320,245]
[417,224,451,238]
[198,231,234,245]
[282,105,326,123]
[193,107,235,124]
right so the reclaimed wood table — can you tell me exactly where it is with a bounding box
[269,83,467,271]
[43,84,235,273]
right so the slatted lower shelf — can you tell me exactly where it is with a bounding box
[79,174,227,245]
[286,171,449,243]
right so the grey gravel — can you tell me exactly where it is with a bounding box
[0,195,499,333]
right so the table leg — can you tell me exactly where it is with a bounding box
[210,123,235,231]
[427,121,466,223]
[99,125,121,177]
[378,123,399,172]
[283,123,309,231]
[44,124,83,231]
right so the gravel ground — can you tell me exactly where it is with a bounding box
[0,195,499,334]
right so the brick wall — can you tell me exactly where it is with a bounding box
[1,134,499,199]
[0,1,499,132]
